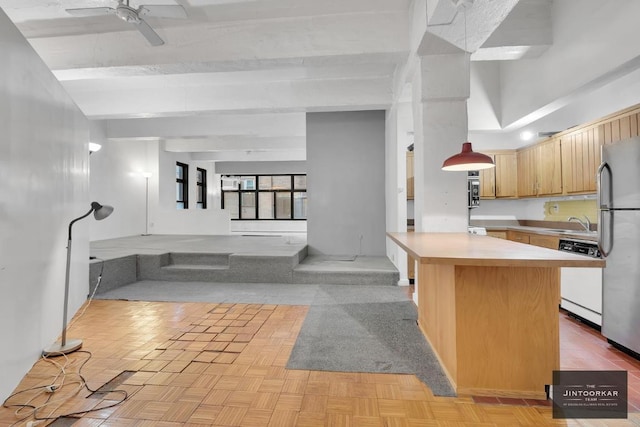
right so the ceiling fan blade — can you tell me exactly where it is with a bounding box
[138,5,187,19]
[66,7,116,17]
[135,18,165,46]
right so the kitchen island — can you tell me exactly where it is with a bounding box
[387,232,605,399]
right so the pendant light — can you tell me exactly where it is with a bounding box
[442,142,495,171]
[440,0,494,172]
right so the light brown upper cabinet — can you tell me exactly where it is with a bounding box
[494,152,518,198]
[560,105,639,195]
[479,154,496,199]
[406,151,414,200]
[517,139,562,197]
[561,127,601,194]
[600,108,640,145]
[480,152,517,199]
[537,138,563,196]
[481,103,640,200]
[516,146,538,197]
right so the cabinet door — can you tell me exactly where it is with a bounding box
[494,153,517,198]
[537,138,562,195]
[562,128,601,194]
[507,230,530,244]
[406,152,414,200]
[516,147,537,197]
[479,154,496,199]
[486,230,507,239]
[529,234,560,250]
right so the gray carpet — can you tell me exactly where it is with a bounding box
[286,286,456,397]
[95,281,455,397]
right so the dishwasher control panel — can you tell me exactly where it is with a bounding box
[558,239,601,258]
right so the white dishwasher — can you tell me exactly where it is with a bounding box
[558,239,603,327]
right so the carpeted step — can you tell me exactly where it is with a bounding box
[90,255,138,295]
[163,264,229,271]
[138,252,302,283]
[168,252,230,267]
[91,247,400,292]
[292,255,400,286]
[292,269,399,286]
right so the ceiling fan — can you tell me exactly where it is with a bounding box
[65,0,187,46]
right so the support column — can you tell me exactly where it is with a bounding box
[385,101,413,285]
[411,51,470,306]
[412,52,471,233]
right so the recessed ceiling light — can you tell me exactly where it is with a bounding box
[520,131,534,141]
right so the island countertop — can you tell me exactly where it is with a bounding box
[387,232,605,268]
[388,231,604,399]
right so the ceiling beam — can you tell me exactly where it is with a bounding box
[64,76,393,118]
[28,12,409,70]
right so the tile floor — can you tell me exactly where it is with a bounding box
[1,299,639,427]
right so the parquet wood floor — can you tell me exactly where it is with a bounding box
[1,299,639,426]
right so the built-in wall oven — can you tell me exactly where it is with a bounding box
[467,171,480,209]
[558,238,603,328]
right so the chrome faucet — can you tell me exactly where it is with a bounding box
[567,215,591,232]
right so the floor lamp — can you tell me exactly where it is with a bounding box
[142,172,152,235]
[43,202,114,356]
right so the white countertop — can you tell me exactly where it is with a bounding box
[480,224,598,241]
[388,232,605,268]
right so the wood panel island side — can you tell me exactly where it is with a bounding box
[387,232,605,399]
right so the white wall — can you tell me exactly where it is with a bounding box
[154,149,230,235]
[89,137,157,240]
[385,102,412,283]
[472,194,598,222]
[0,9,90,401]
[469,61,502,131]
[499,0,640,129]
[306,111,387,256]
[471,198,546,221]
[89,140,230,239]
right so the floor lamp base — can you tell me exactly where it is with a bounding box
[43,339,83,357]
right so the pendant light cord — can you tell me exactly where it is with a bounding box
[463,4,468,52]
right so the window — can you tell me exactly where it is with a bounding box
[221,174,307,220]
[196,167,207,209]
[176,162,189,209]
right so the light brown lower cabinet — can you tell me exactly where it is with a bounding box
[406,151,414,200]
[529,234,560,250]
[486,230,507,239]
[506,230,530,244]
[507,230,560,250]
[408,228,415,281]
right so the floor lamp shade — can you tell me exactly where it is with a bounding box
[442,142,495,171]
[43,202,114,357]
[91,201,114,221]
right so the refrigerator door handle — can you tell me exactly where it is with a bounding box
[596,161,613,256]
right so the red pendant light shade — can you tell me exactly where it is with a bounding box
[441,142,495,171]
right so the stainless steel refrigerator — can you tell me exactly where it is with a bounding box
[598,136,640,356]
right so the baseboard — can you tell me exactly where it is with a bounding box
[397,279,410,286]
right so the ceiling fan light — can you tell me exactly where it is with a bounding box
[116,4,139,23]
[442,142,495,171]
